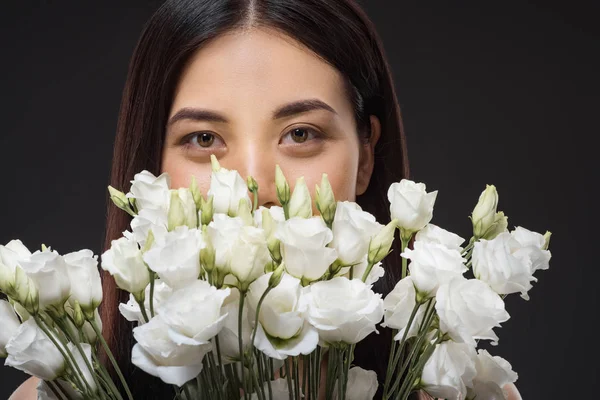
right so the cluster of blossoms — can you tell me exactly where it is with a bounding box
[0,156,551,400]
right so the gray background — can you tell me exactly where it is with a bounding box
[0,0,598,398]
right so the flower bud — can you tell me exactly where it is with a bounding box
[368,219,398,265]
[543,231,552,250]
[238,198,254,226]
[210,153,221,172]
[189,175,203,209]
[200,238,216,273]
[472,185,499,239]
[167,190,186,231]
[108,185,135,216]
[71,300,85,329]
[247,175,259,193]
[481,211,508,240]
[275,165,290,207]
[14,267,39,315]
[200,195,214,226]
[289,177,312,219]
[0,261,15,298]
[269,263,285,288]
[315,174,336,227]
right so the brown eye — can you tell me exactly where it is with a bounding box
[290,128,309,143]
[194,132,215,147]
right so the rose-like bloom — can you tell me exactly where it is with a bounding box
[510,226,551,274]
[421,341,477,400]
[0,300,21,357]
[0,240,32,297]
[381,276,425,340]
[217,288,252,364]
[340,257,385,285]
[275,217,338,282]
[436,277,510,346]
[127,207,169,248]
[207,214,245,274]
[18,248,71,310]
[247,272,318,359]
[5,319,66,380]
[143,226,204,289]
[416,223,465,252]
[119,280,173,324]
[101,236,149,294]
[330,202,382,266]
[229,226,271,288]
[208,163,250,216]
[253,206,285,228]
[333,367,378,400]
[402,240,467,298]
[126,170,171,212]
[63,249,102,313]
[472,232,535,300]
[468,349,518,400]
[388,179,438,233]
[132,316,209,386]
[158,280,230,346]
[37,379,82,400]
[301,276,383,345]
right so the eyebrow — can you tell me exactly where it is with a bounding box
[166,98,337,127]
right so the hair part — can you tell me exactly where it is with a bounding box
[101,1,409,398]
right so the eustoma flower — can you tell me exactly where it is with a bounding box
[333,366,378,400]
[388,179,438,237]
[208,154,251,216]
[126,170,171,212]
[381,276,425,340]
[101,236,149,296]
[0,300,21,357]
[468,349,518,400]
[63,249,102,315]
[229,225,271,290]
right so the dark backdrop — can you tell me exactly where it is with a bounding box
[0,1,597,398]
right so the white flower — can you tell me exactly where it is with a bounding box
[249,378,299,400]
[472,232,535,300]
[388,179,438,234]
[207,214,245,274]
[381,276,425,340]
[208,162,250,216]
[340,257,385,285]
[468,350,518,400]
[301,277,383,345]
[101,236,149,294]
[471,185,499,239]
[401,240,467,298]
[436,277,510,346]
[330,202,382,266]
[81,309,103,345]
[67,342,97,393]
[143,226,204,289]
[0,300,21,357]
[217,288,252,364]
[119,280,173,324]
[5,319,66,380]
[18,248,71,310]
[333,367,378,400]
[127,208,169,248]
[230,226,271,289]
[36,379,82,400]
[63,249,102,313]
[126,170,171,212]
[132,316,209,386]
[421,341,477,400]
[416,224,465,252]
[158,280,230,346]
[247,272,318,360]
[275,217,338,282]
[253,206,285,228]
[510,226,551,274]
[288,177,312,218]
[0,239,32,269]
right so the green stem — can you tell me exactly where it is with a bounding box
[148,270,155,318]
[400,237,409,279]
[361,261,375,282]
[93,351,123,400]
[293,357,300,400]
[89,319,134,400]
[285,358,293,400]
[135,296,149,323]
[238,292,249,400]
[46,381,66,400]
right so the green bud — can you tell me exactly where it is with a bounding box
[14,267,38,315]
[200,195,214,226]
[142,229,155,253]
[200,239,216,273]
[543,231,552,250]
[167,190,186,231]
[482,211,508,240]
[210,154,221,172]
[315,174,336,227]
[247,176,259,193]
[261,209,275,236]
[108,185,135,216]
[289,177,312,218]
[72,300,85,328]
[471,184,499,239]
[269,263,285,288]
[328,259,344,276]
[267,237,282,264]
[275,165,291,206]
[368,219,398,265]
[237,198,254,226]
[189,175,203,210]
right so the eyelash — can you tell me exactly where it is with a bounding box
[180,126,324,151]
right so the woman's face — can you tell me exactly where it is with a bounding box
[162,27,380,208]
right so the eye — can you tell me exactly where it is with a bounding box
[181,132,224,150]
[281,126,322,145]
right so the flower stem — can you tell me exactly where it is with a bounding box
[148,270,155,318]
[238,292,249,400]
[89,319,134,400]
[400,237,409,279]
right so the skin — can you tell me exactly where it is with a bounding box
[10,26,521,400]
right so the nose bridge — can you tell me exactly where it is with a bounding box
[233,139,278,207]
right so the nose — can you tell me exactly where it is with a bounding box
[225,140,279,209]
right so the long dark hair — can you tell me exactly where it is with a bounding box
[100,0,410,398]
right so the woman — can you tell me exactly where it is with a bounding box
[11,0,521,398]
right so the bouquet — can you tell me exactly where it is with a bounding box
[0,155,551,400]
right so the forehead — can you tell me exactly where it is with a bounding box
[171,27,351,118]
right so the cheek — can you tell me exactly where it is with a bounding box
[161,148,213,195]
